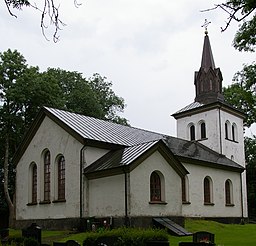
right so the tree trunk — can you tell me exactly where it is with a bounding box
[3,134,14,228]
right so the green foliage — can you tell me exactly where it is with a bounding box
[215,1,256,52]
[82,228,169,246]
[23,237,39,246]
[223,63,256,128]
[245,136,256,218]
[0,49,128,217]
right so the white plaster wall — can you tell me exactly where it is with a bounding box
[182,163,242,218]
[83,147,109,167]
[176,108,247,218]
[129,151,182,217]
[219,110,245,165]
[16,116,83,220]
[176,108,245,166]
[87,174,125,217]
[176,109,221,153]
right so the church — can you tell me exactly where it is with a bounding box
[14,31,248,230]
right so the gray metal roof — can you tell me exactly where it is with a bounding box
[45,107,165,146]
[84,140,159,173]
[44,107,244,172]
[172,102,204,115]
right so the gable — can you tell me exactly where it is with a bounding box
[84,140,189,179]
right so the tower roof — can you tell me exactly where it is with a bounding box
[201,33,215,71]
[194,31,224,104]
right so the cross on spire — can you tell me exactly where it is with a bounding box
[201,19,211,34]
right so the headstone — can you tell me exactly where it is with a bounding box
[193,231,214,244]
[22,223,42,245]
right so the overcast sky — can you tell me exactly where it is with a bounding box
[0,0,255,137]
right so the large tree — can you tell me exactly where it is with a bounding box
[216,0,256,219]
[0,49,127,226]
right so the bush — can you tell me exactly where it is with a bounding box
[83,228,169,246]
[23,237,40,246]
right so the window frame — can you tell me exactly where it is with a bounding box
[204,176,214,205]
[190,124,195,141]
[200,122,206,139]
[225,179,234,206]
[57,155,65,201]
[150,172,161,202]
[32,164,37,204]
[43,150,51,202]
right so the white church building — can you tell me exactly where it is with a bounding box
[14,32,248,230]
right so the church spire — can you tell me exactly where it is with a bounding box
[201,33,215,71]
[194,29,224,104]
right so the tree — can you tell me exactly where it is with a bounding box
[223,63,256,128]
[211,1,256,219]
[206,0,256,52]
[4,0,82,42]
[245,136,256,218]
[0,49,127,226]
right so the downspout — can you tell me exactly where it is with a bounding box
[80,145,87,230]
[240,172,244,224]
[123,167,129,227]
[218,108,223,155]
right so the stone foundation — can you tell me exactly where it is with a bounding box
[14,216,246,231]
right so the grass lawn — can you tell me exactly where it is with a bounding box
[6,219,256,246]
[169,219,256,246]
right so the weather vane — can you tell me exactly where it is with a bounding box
[201,19,211,34]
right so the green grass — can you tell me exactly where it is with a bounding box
[169,219,256,246]
[6,220,256,246]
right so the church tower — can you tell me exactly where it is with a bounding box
[172,30,247,218]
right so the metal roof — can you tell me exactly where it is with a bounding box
[44,107,243,172]
[84,141,159,173]
[45,107,165,146]
[172,102,204,115]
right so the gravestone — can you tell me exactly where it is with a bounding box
[22,223,42,245]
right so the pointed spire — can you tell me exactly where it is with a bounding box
[194,30,224,104]
[201,33,215,70]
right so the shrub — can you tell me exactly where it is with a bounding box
[23,237,40,246]
[83,228,169,246]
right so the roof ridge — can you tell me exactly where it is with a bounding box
[44,106,167,137]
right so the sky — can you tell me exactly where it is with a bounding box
[0,0,255,137]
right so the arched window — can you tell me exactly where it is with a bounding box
[182,175,189,203]
[58,155,65,200]
[44,150,51,201]
[232,123,237,142]
[150,172,161,201]
[204,176,213,204]
[225,179,233,205]
[225,121,231,140]
[190,125,195,141]
[200,122,206,139]
[32,164,37,204]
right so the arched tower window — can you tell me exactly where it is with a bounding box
[204,176,213,204]
[232,123,237,142]
[190,125,195,141]
[200,122,206,139]
[225,179,233,205]
[44,150,51,202]
[225,121,231,140]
